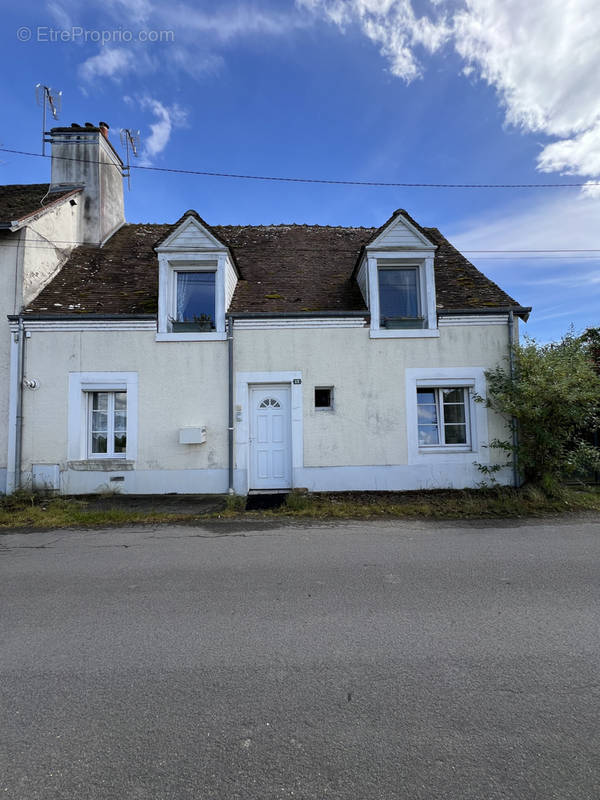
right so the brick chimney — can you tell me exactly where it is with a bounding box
[50,121,125,244]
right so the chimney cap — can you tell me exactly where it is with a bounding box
[99,121,109,129]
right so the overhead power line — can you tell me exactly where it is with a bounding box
[1,146,599,190]
[2,234,600,261]
[0,238,600,261]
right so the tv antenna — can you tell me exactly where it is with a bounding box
[120,128,140,190]
[35,84,62,156]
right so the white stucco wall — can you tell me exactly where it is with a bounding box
[20,331,229,493]
[13,321,513,494]
[1,199,85,492]
[21,198,82,306]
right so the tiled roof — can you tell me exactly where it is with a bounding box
[25,216,524,315]
[0,184,80,227]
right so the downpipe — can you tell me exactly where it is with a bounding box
[508,310,519,488]
[14,314,26,492]
[227,316,234,495]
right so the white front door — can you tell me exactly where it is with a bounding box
[249,385,292,490]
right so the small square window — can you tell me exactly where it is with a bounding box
[315,387,333,409]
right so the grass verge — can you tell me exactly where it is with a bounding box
[264,485,600,520]
[0,492,208,531]
[1,485,598,531]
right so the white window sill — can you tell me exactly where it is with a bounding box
[67,459,134,471]
[370,328,440,339]
[418,447,472,455]
[156,332,227,342]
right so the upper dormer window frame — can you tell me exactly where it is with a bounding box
[358,210,439,338]
[155,215,237,342]
[365,250,438,338]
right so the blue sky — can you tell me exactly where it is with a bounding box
[1,0,599,341]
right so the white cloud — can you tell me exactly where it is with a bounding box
[138,97,188,164]
[74,2,307,88]
[160,5,309,42]
[167,47,225,80]
[537,122,600,179]
[299,0,450,81]
[453,0,600,183]
[300,0,600,182]
[46,1,73,31]
[78,48,137,82]
[449,193,600,252]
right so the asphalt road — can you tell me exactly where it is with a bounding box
[1,517,599,799]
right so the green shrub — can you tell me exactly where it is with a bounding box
[479,330,600,493]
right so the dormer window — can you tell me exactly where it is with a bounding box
[378,265,424,329]
[356,209,439,339]
[154,210,239,341]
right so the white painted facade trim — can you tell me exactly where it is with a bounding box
[13,320,156,332]
[438,314,508,326]
[157,251,232,339]
[356,259,369,307]
[365,250,438,338]
[60,467,229,495]
[367,213,436,250]
[233,318,367,329]
[155,332,228,342]
[155,215,227,252]
[234,370,303,494]
[52,462,512,495]
[67,372,138,463]
[405,367,489,466]
[293,464,512,492]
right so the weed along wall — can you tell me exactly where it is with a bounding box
[15,321,512,494]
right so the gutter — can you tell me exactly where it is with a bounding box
[228,310,369,319]
[438,306,531,321]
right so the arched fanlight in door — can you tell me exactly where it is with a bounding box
[259,397,281,408]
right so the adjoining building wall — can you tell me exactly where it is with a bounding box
[21,199,82,306]
[1,198,84,493]
[0,230,21,492]
[14,322,512,494]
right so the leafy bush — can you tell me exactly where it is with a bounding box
[479,330,600,493]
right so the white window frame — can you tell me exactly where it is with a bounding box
[377,263,423,329]
[157,254,227,341]
[405,367,489,465]
[366,251,439,339]
[417,386,471,450]
[68,372,138,463]
[87,390,128,459]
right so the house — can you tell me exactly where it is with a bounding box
[1,122,530,496]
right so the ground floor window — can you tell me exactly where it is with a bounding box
[88,391,127,457]
[417,386,470,447]
[68,372,138,463]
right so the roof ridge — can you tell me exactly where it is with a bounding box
[119,221,378,231]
